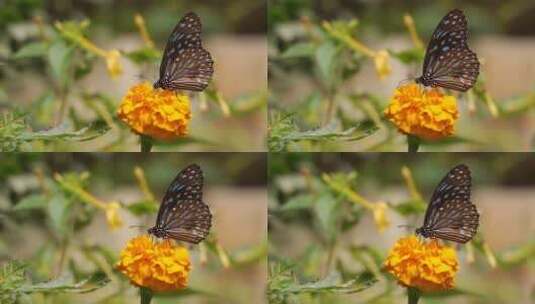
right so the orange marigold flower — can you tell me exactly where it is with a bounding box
[116,235,191,292]
[384,84,459,140]
[383,235,459,292]
[117,82,191,140]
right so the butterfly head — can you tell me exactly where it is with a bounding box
[415,226,433,238]
[148,226,167,238]
[153,79,167,90]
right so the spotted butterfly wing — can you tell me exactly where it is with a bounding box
[153,12,214,92]
[416,9,480,92]
[416,164,479,243]
[148,164,212,244]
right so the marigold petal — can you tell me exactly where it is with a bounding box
[116,235,191,292]
[383,235,459,292]
[117,82,191,140]
[384,83,459,140]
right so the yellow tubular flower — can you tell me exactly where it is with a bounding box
[117,82,191,140]
[373,50,392,80]
[105,50,123,79]
[384,84,459,140]
[384,235,458,292]
[116,235,191,292]
[371,201,390,233]
[103,201,123,230]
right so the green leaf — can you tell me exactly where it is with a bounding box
[280,42,316,59]
[125,200,158,216]
[278,194,316,211]
[390,48,424,64]
[12,194,48,211]
[48,40,74,88]
[48,194,72,237]
[315,41,338,86]
[314,192,339,240]
[124,47,161,64]
[13,42,49,59]
[392,199,426,216]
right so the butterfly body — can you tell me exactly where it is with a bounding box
[416,164,479,243]
[154,12,214,92]
[416,9,480,92]
[148,164,212,244]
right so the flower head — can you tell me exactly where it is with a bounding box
[116,235,191,292]
[117,82,191,140]
[383,235,459,292]
[384,84,459,140]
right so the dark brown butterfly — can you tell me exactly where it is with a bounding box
[148,164,212,244]
[415,164,479,243]
[153,12,214,92]
[415,9,480,92]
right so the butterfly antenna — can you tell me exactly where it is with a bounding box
[397,78,414,87]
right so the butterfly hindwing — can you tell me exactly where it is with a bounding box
[155,12,214,92]
[162,199,212,244]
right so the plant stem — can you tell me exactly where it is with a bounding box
[408,287,421,304]
[407,135,420,152]
[140,135,153,152]
[140,287,153,304]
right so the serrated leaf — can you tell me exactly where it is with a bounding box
[20,122,110,142]
[20,273,109,294]
[12,194,48,211]
[13,42,49,59]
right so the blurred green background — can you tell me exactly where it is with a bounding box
[0,153,267,303]
[269,153,535,303]
[269,0,535,151]
[0,0,267,151]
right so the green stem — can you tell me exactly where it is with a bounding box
[140,135,153,152]
[407,135,420,152]
[140,287,153,304]
[408,287,421,304]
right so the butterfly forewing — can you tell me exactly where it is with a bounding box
[417,9,480,92]
[156,164,203,228]
[150,164,212,244]
[418,164,479,243]
[155,12,214,92]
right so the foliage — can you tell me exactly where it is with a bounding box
[268,154,535,303]
[0,154,267,303]
[0,2,266,151]
[268,2,535,151]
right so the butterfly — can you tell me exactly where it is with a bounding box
[148,164,212,244]
[415,9,480,92]
[415,164,479,243]
[153,12,214,92]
